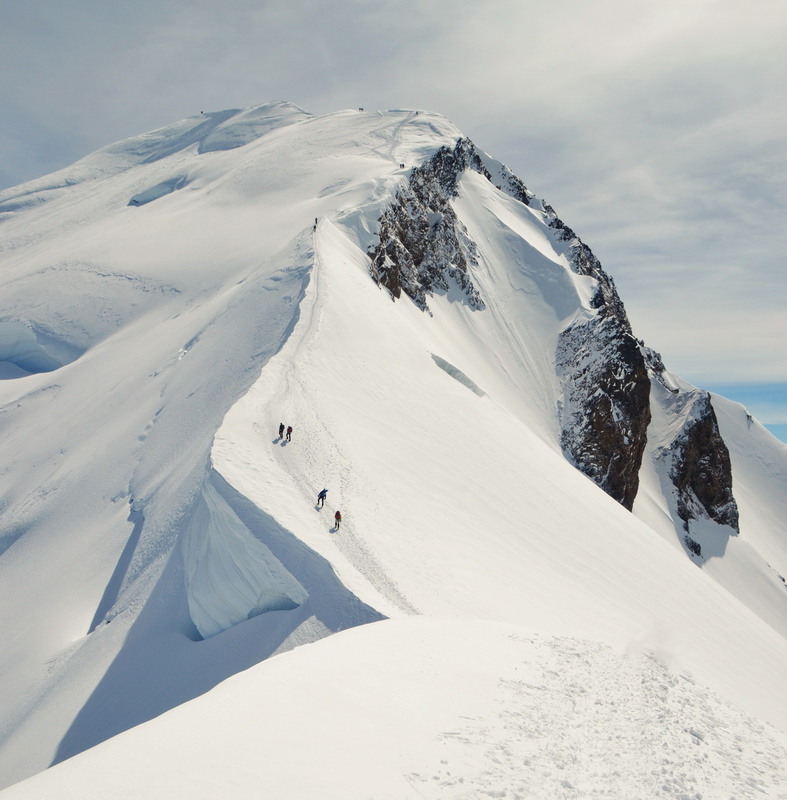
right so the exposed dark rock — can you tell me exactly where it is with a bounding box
[547,203,651,510]
[367,138,543,312]
[368,139,492,311]
[638,346,738,538]
[684,535,703,557]
[664,392,740,533]
[557,317,651,510]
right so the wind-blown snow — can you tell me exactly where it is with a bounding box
[0,102,786,796]
[3,619,786,800]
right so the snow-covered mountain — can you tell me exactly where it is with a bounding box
[1,102,786,797]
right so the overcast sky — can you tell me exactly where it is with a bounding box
[2,0,785,438]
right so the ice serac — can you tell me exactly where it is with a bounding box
[182,475,308,639]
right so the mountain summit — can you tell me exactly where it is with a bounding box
[1,103,786,796]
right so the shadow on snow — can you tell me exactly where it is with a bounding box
[52,468,385,767]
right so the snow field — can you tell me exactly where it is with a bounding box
[2,618,785,800]
[1,103,787,797]
[213,199,787,732]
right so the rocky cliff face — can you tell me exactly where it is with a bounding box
[368,140,486,312]
[547,208,652,511]
[669,396,739,530]
[556,319,651,510]
[648,358,740,545]
[368,136,738,531]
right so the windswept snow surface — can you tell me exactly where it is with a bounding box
[1,103,786,796]
[3,619,786,800]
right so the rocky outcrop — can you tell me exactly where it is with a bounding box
[557,318,651,510]
[657,389,740,545]
[549,206,652,510]
[368,137,543,312]
[369,136,737,531]
[368,140,489,312]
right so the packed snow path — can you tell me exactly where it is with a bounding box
[2,619,785,800]
[212,222,419,623]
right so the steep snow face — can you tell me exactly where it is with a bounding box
[1,102,786,794]
[367,137,653,509]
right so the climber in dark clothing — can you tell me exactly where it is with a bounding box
[278,422,285,439]
[286,425,292,441]
[334,510,342,530]
[317,488,328,508]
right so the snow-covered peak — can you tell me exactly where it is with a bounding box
[1,103,786,796]
[0,102,309,196]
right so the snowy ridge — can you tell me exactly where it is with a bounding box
[0,102,313,217]
[0,104,786,796]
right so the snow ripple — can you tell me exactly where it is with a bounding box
[405,634,787,799]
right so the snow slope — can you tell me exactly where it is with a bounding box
[3,619,786,800]
[1,103,786,795]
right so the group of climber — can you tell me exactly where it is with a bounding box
[317,487,341,530]
[277,423,341,530]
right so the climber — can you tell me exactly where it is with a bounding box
[334,510,342,530]
[317,488,328,508]
[278,422,285,439]
[286,425,292,441]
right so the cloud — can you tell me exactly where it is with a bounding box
[1,0,785,396]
